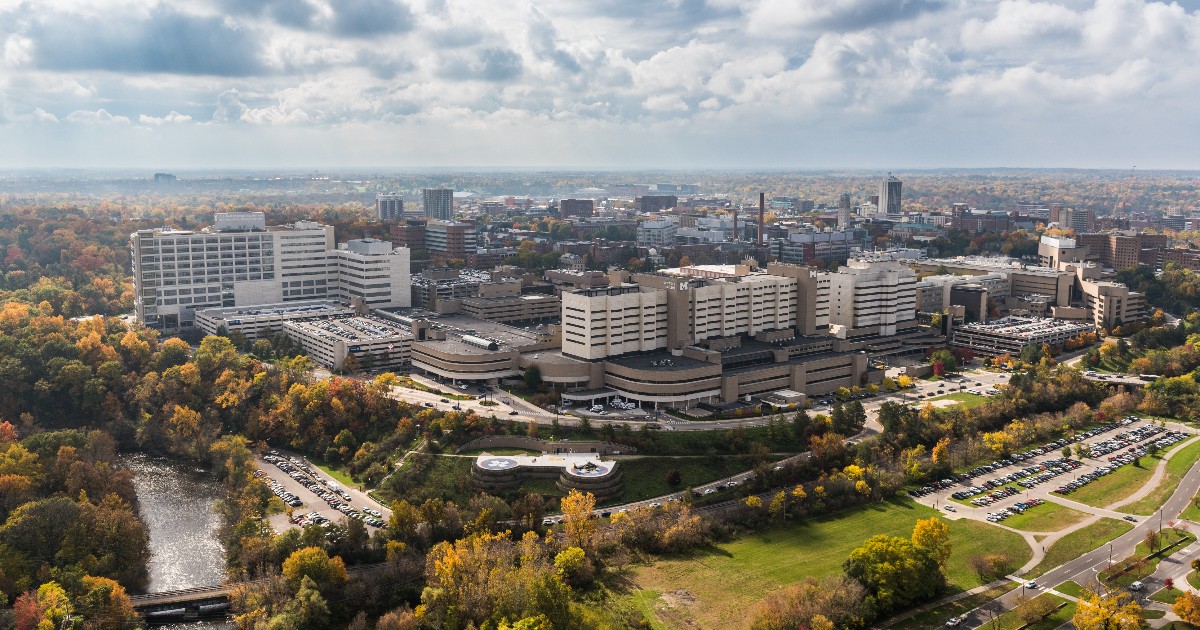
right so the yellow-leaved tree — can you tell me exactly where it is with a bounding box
[912,517,951,570]
[1072,590,1141,630]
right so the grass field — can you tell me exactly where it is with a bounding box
[988,594,1072,630]
[1152,587,1185,604]
[1054,580,1083,598]
[625,497,1031,630]
[609,456,773,505]
[887,583,1015,630]
[307,454,358,488]
[1120,437,1200,515]
[1072,437,1191,508]
[1002,501,1091,532]
[1025,518,1134,578]
[552,422,810,456]
[927,392,991,409]
[1190,570,1200,590]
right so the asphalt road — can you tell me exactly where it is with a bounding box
[956,431,1200,629]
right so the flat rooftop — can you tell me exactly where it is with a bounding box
[475,453,616,478]
[399,311,550,354]
[606,352,715,372]
[196,300,348,319]
[955,316,1094,338]
[284,315,413,342]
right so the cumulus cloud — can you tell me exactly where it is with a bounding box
[9,6,266,76]
[213,90,248,123]
[330,0,415,37]
[0,0,1198,168]
[139,111,193,125]
[65,109,131,124]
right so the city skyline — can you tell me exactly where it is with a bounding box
[2,0,1199,170]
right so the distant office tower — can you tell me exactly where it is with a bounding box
[376,193,405,222]
[838,193,852,229]
[636,195,678,213]
[878,175,902,215]
[422,188,454,220]
[559,199,594,218]
[153,173,176,185]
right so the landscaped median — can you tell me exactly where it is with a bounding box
[1001,501,1091,533]
[1121,437,1200,515]
[1097,529,1197,589]
[1025,518,1134,578]
[1065,436,1191,508]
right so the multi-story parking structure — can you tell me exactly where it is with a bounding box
[950,316,1095,357]
[282,315,413,371]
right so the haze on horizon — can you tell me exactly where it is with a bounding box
[1,0,1198,171]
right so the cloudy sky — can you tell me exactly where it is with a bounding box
[1,0,1198,170]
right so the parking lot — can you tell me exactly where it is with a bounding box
[909,417,1193,525]
[255,450,392,533]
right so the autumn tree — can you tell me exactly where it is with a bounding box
[1072,589,1141,630]
[559,489,597,552]
[1174,590,1200,624]
[750,575,868,630]
[843,534,944,615]
[912,517,952,570]
[281,546,348,591]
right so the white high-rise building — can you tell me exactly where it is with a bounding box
[376,193,405,222]
[878,175,902,216]
[131,213,410,331]
[331,239,412,309]
[422,188,454,220]
[828,257,917,337]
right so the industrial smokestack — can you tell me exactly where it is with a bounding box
[758,192,765,246]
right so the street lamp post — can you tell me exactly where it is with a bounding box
[1109,543,1113,565]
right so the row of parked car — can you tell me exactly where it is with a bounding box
[969,486,1019,507]
[985,497,1046,522]
[1048,431,1184,496]
[1091,425,1170,458]
[263,452,387,528]
[254,470,304,508]
[1015,459,1084,489]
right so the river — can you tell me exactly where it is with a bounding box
[123,453,233,629]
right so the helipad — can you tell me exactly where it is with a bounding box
[475,453,616,478]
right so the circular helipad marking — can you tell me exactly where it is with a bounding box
[479,457,518,470]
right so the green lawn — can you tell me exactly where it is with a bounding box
[1066,460,1159,508]
[887,583,1016,630]
[626,497,1031,630]
[987,594,1071,630]
[609,456,774,506]
[927,392,991,409]
[1002,501,1091,532]
[1191,570,1200,590]
[1120,437,1200,515]
[1026,518,1134,578]
[552,422,810,456]
[1153,587,1185,604]
[306,454,358,488]
[1100,531,1196,588]
[1054,580,1083,598]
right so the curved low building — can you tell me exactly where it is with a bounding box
[471,453,623,501]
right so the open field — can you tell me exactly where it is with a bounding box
[1001,501,1091,532]
[1066,449,1174,508]
[1026,518,1134,578]
[610,456,774,505]
[928,392,991,409]
[1120,438,1200,515]
[624,497,1031,629]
